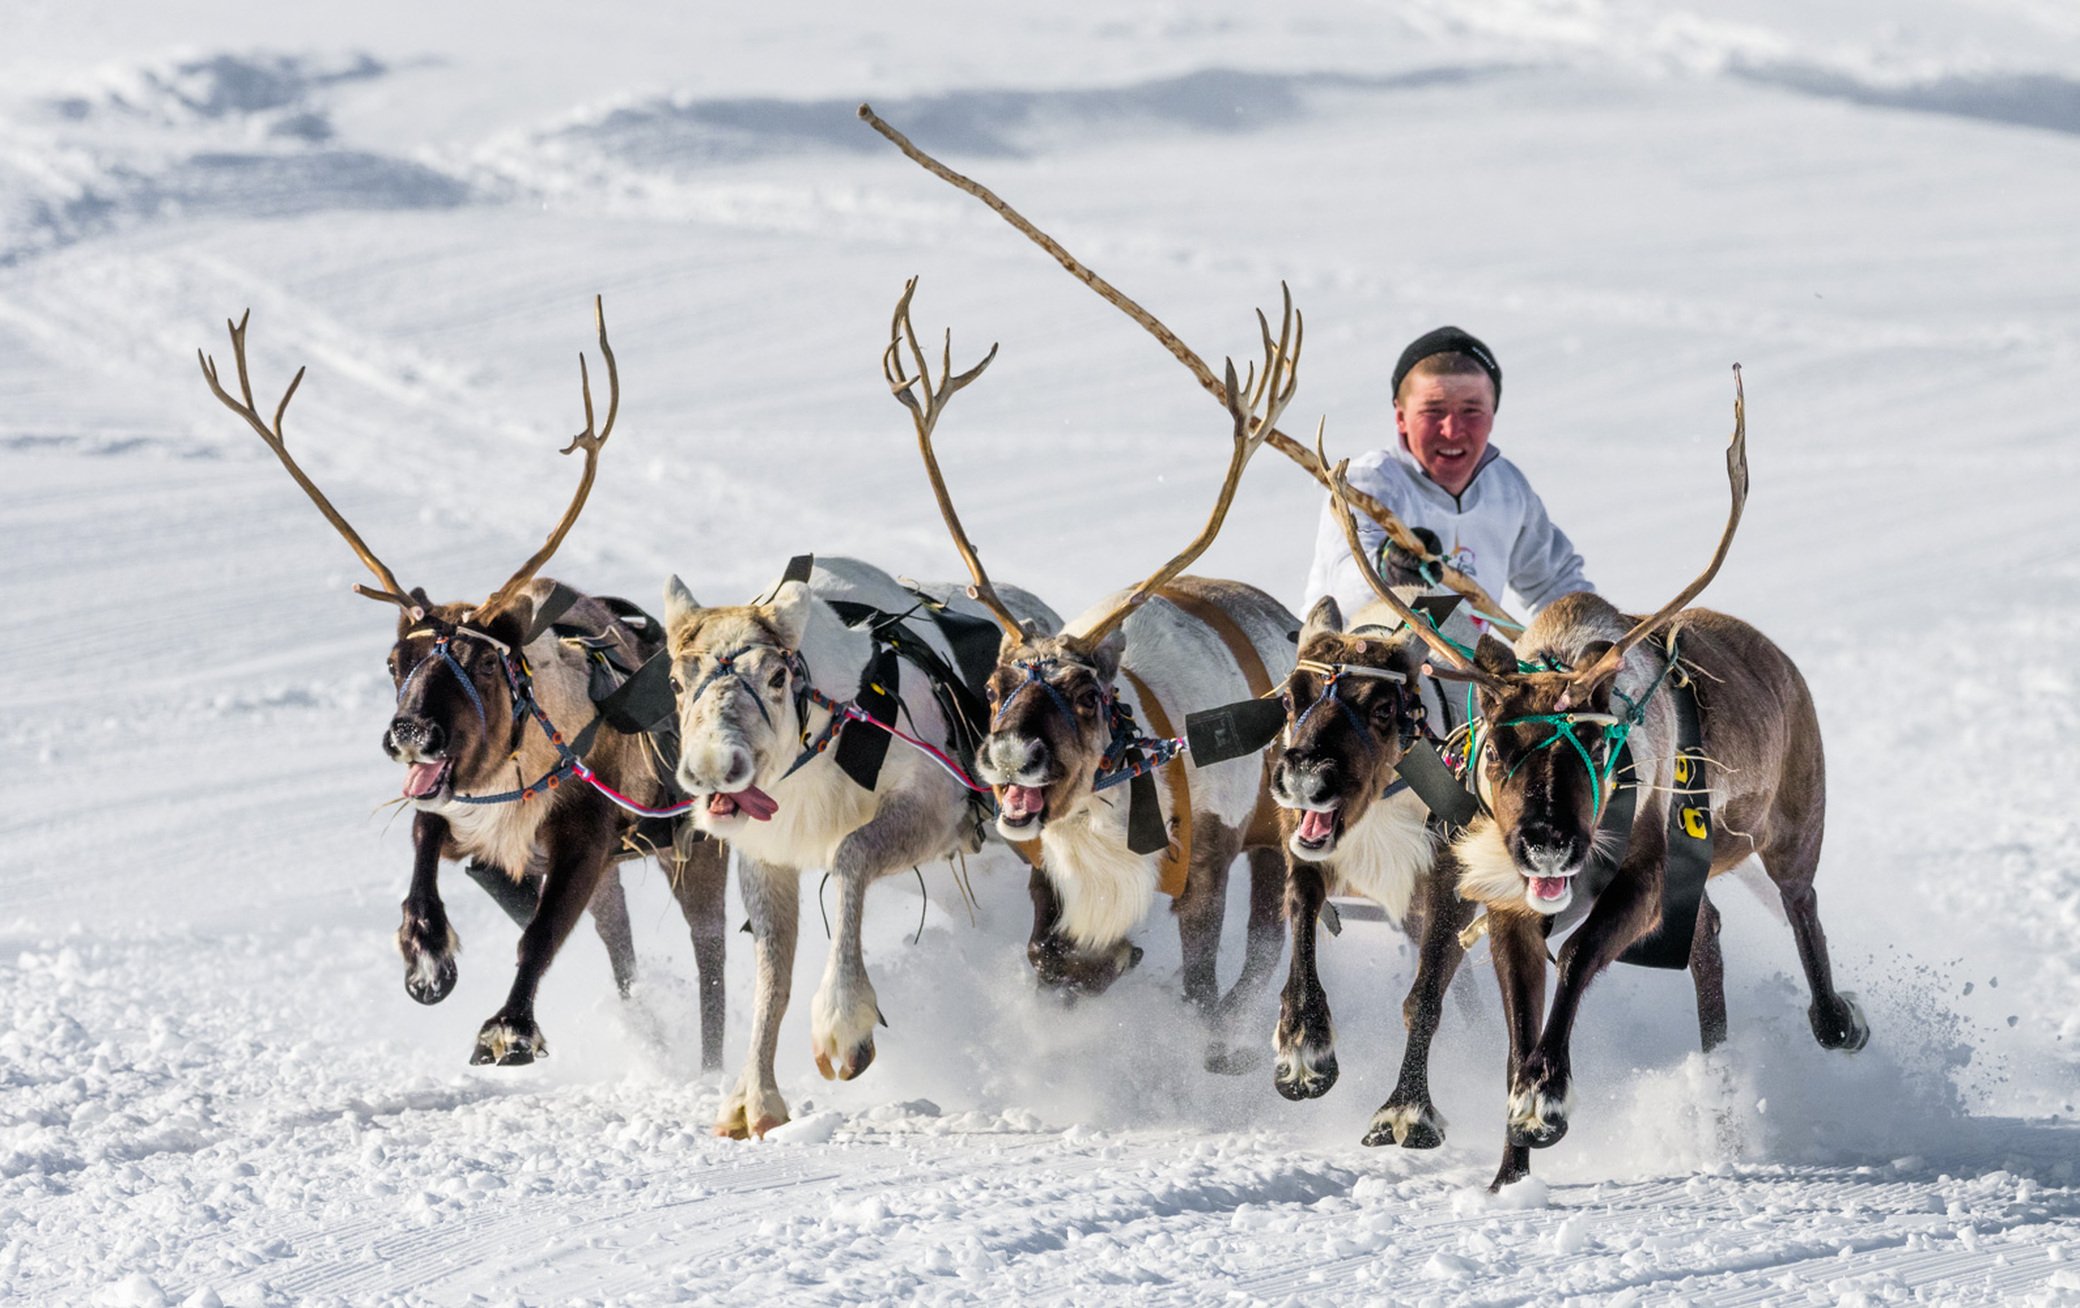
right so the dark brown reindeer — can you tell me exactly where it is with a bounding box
[1325,373,1866,1189]
[905,280,1297,1065]
[197,302,727,1069]
[1266,564,1480,1150]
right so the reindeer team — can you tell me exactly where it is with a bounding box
[197,114,1865,1190]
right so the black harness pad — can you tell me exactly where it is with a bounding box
[1395,738,1480,830]
[520,581,585,647]
[1126,768,1169,856]
[1184,697,1287,766]
[1618,680,1710,969]
[834,645,900,791]
[595,651,677,735]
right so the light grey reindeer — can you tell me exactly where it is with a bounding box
[663,303,1056,1138]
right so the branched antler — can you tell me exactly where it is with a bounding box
[1318,425,1506,690]
[882,277,1023,636]
[1566,365,1749,692]
[1079,286,1301,645]
[856,102,1517,626]
[479,295,620,620]
[197,311,415,610]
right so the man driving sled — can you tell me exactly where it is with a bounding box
[1301,326,1593,622]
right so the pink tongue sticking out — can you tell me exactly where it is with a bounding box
[1001,785,1046,821]
[1530,875,1570,901]
[1297,809,1337,844]
[709,785,778,822]
[403,761,446,799]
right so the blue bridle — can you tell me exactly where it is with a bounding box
[395,628,506,730]
[991,657,1089,732]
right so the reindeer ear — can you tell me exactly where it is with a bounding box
[1569,640,1621,709]
[763,580,812,648]
[488,594,535,649]
[662,575,701,632]
[1298,595,1344,646]
[1577,640,1617,679]
[1085,626,1127,682]
[1474,632,1517,678]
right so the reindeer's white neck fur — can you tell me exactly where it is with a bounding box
[419,625,600,880]
[1328,789,1434,924]
[1036,584,1297,948]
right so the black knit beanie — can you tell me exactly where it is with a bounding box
[1392,326,1502,407]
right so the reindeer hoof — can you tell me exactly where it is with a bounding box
[750,1113,787,1139]
[1273,1047,1338,1101]
[1489,1159,1532,1192]
[1812,992,1871,1052]
[397,911,458,1005]
[814,1038,876,1082]
[1506,1077,1570,1148]
[470,1015,546,1067]
[403,953,457,1006]
[1364,1101,1447,1150]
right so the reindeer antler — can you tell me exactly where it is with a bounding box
[478,296,620,620]
[856,103,1519,628]
[1077,287,1301,647]
[197,311,416,611]
[1566,365,1749,692]
[883,276,1024,637]
[1317,425,1506,691]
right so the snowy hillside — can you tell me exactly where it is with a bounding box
[6,2,2080,1303]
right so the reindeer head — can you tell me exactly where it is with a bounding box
[383,591,537,805]
[1269,597,1426,861]
[975,625,1123,837]
[660,577,810,831]
[1315,369,1749,917]
[1462,633,1639,914]
[882,277,1300,840]
[197,300,619,808]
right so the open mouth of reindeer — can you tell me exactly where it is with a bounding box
[1515,853,1582,911]
[1292,804,1343,855]
[402,757,453,801]
[702,786,780,823]
[996,782,1052,831]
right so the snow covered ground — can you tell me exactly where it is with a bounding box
[6,1,2080,1302]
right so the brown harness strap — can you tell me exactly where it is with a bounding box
[1156,585,1274,697]
[1119,667,1193,897]
[1156,586,1286,853]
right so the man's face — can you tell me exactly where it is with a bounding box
[1396,372,1496,497]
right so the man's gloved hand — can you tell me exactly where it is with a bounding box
[1376,526,1445,588]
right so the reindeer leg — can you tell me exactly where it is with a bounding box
[1026,863,1143,995]
[471,798,618,1067]
[1763,827,1863,1052]
[720,858,797,1139]
[1508,841,1663,1151]
[1273,856,1338,1100]
[587,864,638,999]
[1488,911,1547,1190]
[1206,846,1287,1075]
[398,812,459,1005]
[1691,891,1728,1052]
[811,789,958,1082]
[669,835,731,1073]
[1174,821,1238,1017]
[1366,858,1474,1149]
